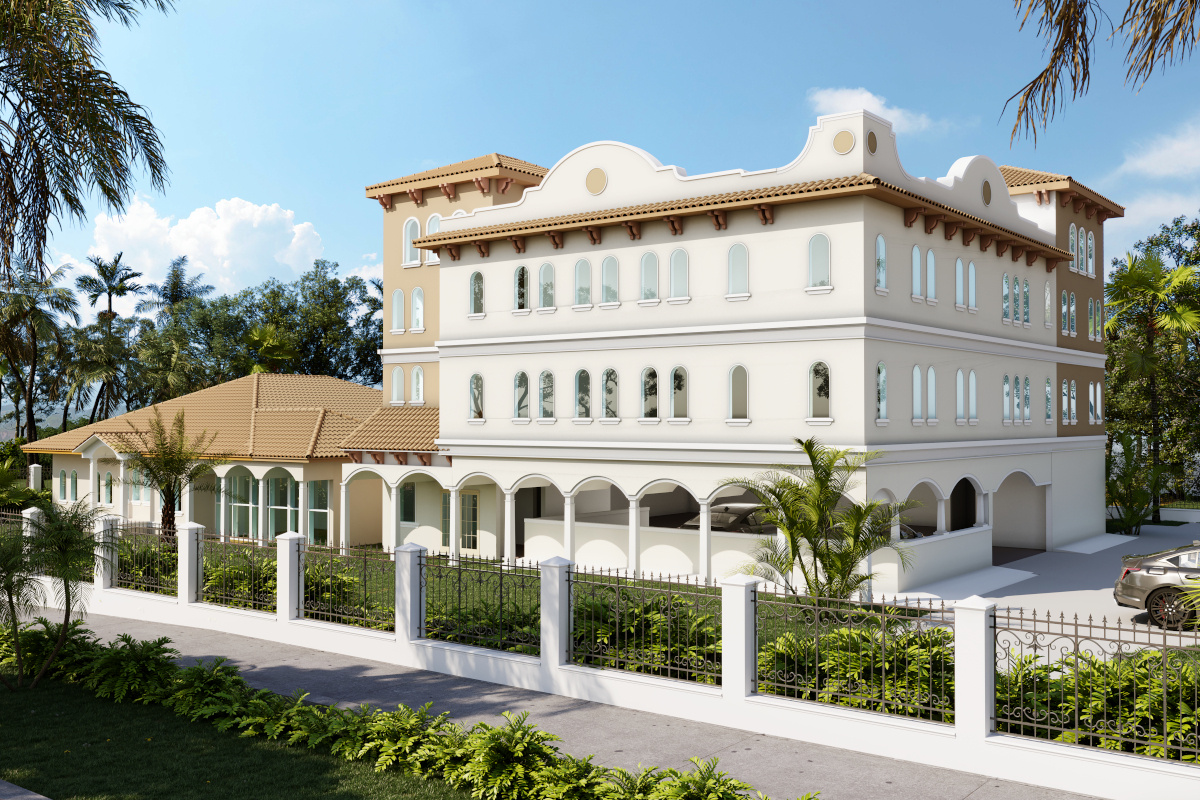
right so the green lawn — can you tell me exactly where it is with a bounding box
[0,679,467,800]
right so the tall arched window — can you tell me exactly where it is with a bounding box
[514,372,529,418]
[926,367,936,419]
[809,362,830,418]
[956,369,965,421]
[968,261,976,308]
[105,472,113,504]
[640,252,658,300]
[1097,382,1103,421]
[641,368,658,418]
[955,258,964,305]
[1061,379,1069,423]
[968,370,977,420]
[1023,280,1030,325]
[403,218,420,265]
[1087,231,1095,276]
[411,365,424,404]
[602,257,619,303]
[1068,222,1077,270]
[411,288,425,330]
[1078,227,1087,274]
[576,370,591,418]
[391,367,404,404]
[1023,377,1031,422]
[1014,277,1022,322]
[671,367,688,418]
[59,469,66,500]
[469,374,484,419]
[469,272,484,315]
[1044,282,1052,326]
[875,236,886,289]
[131,468,142,502]
[912,365,922,421]
[728,244,749,295]
[575,259,591,305]
[876,363,887,420]
[1060,290,1068,333]
[1003,375,1011,421]
[730,365,748,420]
[925,250,936,301]
[539,263,555,308]
[514,266,529,310]
[1088,298,1095,338]
[391,289,404,331]
[911,245,921,297]
[1045,378,1052,421]
[809,234,830,288]
[1069,292,1076,334]
[70,470,77,501]
[1013,375,1022,421]
[1070,380,1077,421]
[603,369,618,418]
[1002,274,1010,321]
[426,214,441,263]
[669,249,688,298]
[539,371,555,418]
[1089,381,1096,423]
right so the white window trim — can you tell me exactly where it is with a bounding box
[666,296,691,305]
[389,328,405,336]
[536,306,557,314]
[967,306,977,314]
[912,418,925,426]
[467,419,486,425]
[954,303,965,312]
[968,419,978,426]
[726,418,751,427]
[408,327,426,334]
[512,308,532,317]
[467,312,486,321]
[404,262,423,270]
[955,419,966,426]
[390,400,405,407]
[805,417,834,426]
[926,418,939,426]
[911,294,924,303]
[805,286,834,295]
[572,418,594,425]
[667,417,691,425]
[408,400,425,407]
[726,292,752,302]
[874,419,889,427]
[511,418,531,425]
[572,304,594,312]
[536,418,557,425]
[598,301,621,310]
[638,417,662,425]
[925,298,938,307]
[401,217,421,267]
[637,298,661,307]
[599,417,622,425]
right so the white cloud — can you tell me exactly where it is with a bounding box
[1102,190,1200,274]
[1115,118,1200,179]
[807,87,937,134]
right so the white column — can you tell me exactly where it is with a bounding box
[177,521,204,605]
[117,460,129,520]
[986,491,995,527]
[627,496,640,574]
[388,483,400,551]
[539,556,572,686]
[258,478,268,544]
[448,487,460,558]
[88,456,98,509]
[953,595,996,748]
[94,515,117,590]
[503,490,516,564]
[275,532,303,622]
[339,481,350,549]
[182,477,193,523]
[395,543,426,646]
[219,474,230,542]
[1044,484,1055,551]
[562,494,575,561]
[297,480,308,544]
[936,497,948,533]
[720,574,760,711]
[975,490,986,527]
[698,500,711,581]
[27,463,41,492]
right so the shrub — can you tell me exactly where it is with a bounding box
[651,758,754,800]
[1,617,102,682]
[82,633,179,702]
[160,657,250,720]
[357,701,454,774]
[445,711,561,800]
[537,754,609,800]
[601,766,666,800]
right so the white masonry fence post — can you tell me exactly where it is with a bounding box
[539,556,572,692]
[94,515,118,591]
[21,506,42,539]
[276,532,304,623]
[27,463,41,492]
[177,521,204,606]
[952,594,996,757]
[395,543,425,656]
[720,574,761,711]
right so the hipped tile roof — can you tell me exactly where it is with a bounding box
[366,154,547,194]
[998,166,1124,216]
[340,406,441,453]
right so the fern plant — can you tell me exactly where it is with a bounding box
[445,711,561,800]
[3,617,102,683]
[357,702,454,774]
[536,754,609,800]
[601,765,666,800]
[160,658,250,719]
[650,758,754,800]
[82,633,179,702]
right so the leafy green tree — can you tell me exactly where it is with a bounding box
[132,324,200,406]
[1106,433,1164,536]
[245,323,298,374]
[135,256,214,323]
[0,518,44,689]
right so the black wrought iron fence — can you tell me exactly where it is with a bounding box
[994,608,1200,762]
[114,525,177,595]
[300,545,395,631]
[756,590,955,723]
[569,567,721,684]
[198,538,277,612]
[0,510,23,531]
[422,554,540,655]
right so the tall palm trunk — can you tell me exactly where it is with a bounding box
[29,582,70,689]
[22,330,38,467]
[4,590,25,687]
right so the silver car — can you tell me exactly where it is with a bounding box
[1113,540,1200,627]
[680,503,768,534]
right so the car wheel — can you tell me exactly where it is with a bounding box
[1147,588,1192,629]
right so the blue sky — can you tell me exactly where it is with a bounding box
[51,0,1200,322]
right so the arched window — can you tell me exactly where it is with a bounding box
[539,263,555,308]
[1002,274,1010,321]
[809,234,830,288]
[1014,277,1022,322]
[729,244,749,295]
[70,470,77,501]
[514,372,529,419]
[576,370,591,418]
[603,369,619,418]
[1070,380,1077,421]
[1097,301,1104,340]
[1088,298,1095,338]
[575,259,591,305]
[955,259,964,306]
[1044,282,1052,326]
[105,472,113,504]
[968,261,977,308]
[876,363,887,420]
[1060,290,1068,333]
[912,365,922,421]
[411,288,425,330]
[131,468,142,502]
[1079,227,1087,274]
[1089,381,1095,423]
[1003,375,1011,421]
[391,367,404,403]
[956,369,965,420]
[1023,377,1031,422]
[730,365,748,420]
[1070,292,1076,334]
[641,368,658,418]
[875,236,886,289]
[391,289,404,331]
[1045,378,1052,421]
[911,245,921,297]
[469,272,484,315]
[1061,379,1069,423]
[926,366,936,419]
[1023,280,1030,325]
[925,250,936,301]
[514,266,529,310]
[469,374,484,419]
[1087,231,1095,276]
[809,362,830,418]
[602,257,619,303]
[1068,222,1077,270]
[426,214,441,263]
[539,371,555,418]
[968,370,977,420]
[59,469,66,500]
[669,249,688,298]
[403,218,420,265]
[671,367,688,418]
[1097,382,1103,421]
[640,252,658,301]
[1014,374,1023,421]
[411,365,424,404]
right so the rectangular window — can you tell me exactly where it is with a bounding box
[441,491,450,547]
[440,491,479,549]
[400,481,416,524]
[308,479,329,546]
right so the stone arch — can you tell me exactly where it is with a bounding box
[948,477,979,532]
[992,470,1047,552]
[901,479,945,536]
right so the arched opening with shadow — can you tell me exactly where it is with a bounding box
[389,470,447,553]
[949,478,978,532]
[508,475,567,561]
[565,477,630,569]
[992,470,1047,563]
[900,481,943,538]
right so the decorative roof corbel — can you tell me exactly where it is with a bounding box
[903,207,922,227]
[439,183,457,200]
[473,241,490,258]
[446,244,461,261]
[622,221,642,240]
[1058,190,1077,208]
[497,178,514,194]
[996,240,1011,257]
[583,226,602,245]
[406,188,423,204]
[923,213,944,235]
[375,195,392,210]
[1010,244,1026,262]
[962,227,980,247]
[1025,250,1038,267]
[664,215,684,236]
[707,209,727,230]
[473,177,490,194]
[546,231,564,249]
[753,204,774,225]
[509,236,526,254]
[943,220,961,240]
[979,234,997,252]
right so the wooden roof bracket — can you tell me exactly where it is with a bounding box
[996,240,1011,257]
[1084,202,1097,219]
[1010,244,1026,262]
[962,227,980,247]
[583,225,602,245]
[546,231,565,249]
[1059,190,1077,208]
[416,452,431,467]
[707,209,728,230]
[348,451,362,464]
[1025,250,1039,267]
[430,246,441,258]
[446,244,461,261]
[445,455,453,467]
[509,236,526,254]
[391,452,408,466]
[754,204,774,225]
[473,177,490,194]
[664,215,684,235]
[1045,258,1059,273]
[1097,210,1111,224]
[979,234,997,252]
[943,220,962,240]
[923,214,944,235]
[497,178,514,194]
[903,207,922,227]
[622,221,642,240]
[473,241,490,258]
[1072,196,1087,213]
[439,183,457,200]
[1035,189,1048,205]
[406,188,423,204]
[369,452,386,465]
[375,195,392,210]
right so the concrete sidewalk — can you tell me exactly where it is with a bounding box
[53,611,1097,800]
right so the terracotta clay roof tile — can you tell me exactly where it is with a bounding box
[998,165,1124,216]
[340,406,440,453]
[366,153,547,194]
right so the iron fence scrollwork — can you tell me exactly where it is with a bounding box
[198,537,277,612]
[422,554,541,655]
[113,523,176,595]
[300,544,396,631]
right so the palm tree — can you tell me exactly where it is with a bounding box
[134,324,199,405]
[0,1,171,281]
[245,324,298,374]
[135,256,214,322]
[722,437,908,600]
[1105,251,1200,522]
[76,252,143,329]
[0,521,44,689]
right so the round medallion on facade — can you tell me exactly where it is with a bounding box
[585,168,607,195]
[833,130,855,155]
[982,180,992,206]
[866,131,878,154]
